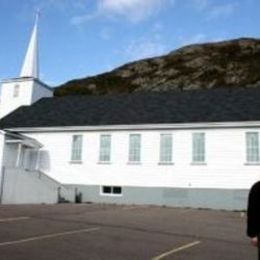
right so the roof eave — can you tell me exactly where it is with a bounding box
[3,121,260,133]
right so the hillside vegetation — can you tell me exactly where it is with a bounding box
[55,38,260,96]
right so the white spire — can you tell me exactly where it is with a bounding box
[20,11,39,79]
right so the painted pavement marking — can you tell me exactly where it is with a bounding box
[0,217,31,223]
[0,227,100,247]
[122,206,146,210]
[152,240,201,260]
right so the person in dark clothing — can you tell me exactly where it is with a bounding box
[247,181,260,258]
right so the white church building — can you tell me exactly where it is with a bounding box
[0,15,259,210]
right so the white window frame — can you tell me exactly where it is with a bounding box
[70,135,83,162]
[159,133,173,164]
[99,134,111,163]
[192,132,205,164]
[128,134,141,163]
[246,132,260,164]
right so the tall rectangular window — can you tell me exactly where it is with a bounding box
[160,134,172,163]
[71,135,83,161]
[99,135,111,162]
[246,132,259,163]
[192,133,205,163]
[128,134,141,163]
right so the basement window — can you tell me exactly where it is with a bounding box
[101,186,122,196]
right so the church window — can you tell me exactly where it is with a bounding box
[128,134,141,163]
[160,134,173,163]
[99,135,111,162]
[71,135,83,161]
[192,133,205,163]
[246,132,260,163]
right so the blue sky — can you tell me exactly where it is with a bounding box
[0,0,259,86]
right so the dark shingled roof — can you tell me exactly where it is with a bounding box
[1,88,260,129]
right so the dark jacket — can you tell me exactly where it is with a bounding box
[247,181,260,238]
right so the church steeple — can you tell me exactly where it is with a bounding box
[20,11,39,79]
[0,11,53,119]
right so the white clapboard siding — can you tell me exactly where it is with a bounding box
[0,79,53,119]
[26,127,260,189]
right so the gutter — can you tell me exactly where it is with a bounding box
[4,120,260,133]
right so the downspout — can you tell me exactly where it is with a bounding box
[35,149,40,171]
[16,143,22,168]
[0,132,6,203]
[0,166,5,203]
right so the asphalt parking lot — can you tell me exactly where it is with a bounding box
[0,204,256,260]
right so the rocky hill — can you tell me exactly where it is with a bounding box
[55,38,260,96]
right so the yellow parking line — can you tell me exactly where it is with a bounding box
[0,227,100,247]
[152,240,201,260]
[0,217,31,223]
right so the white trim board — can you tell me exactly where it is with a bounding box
[5,121,260,133]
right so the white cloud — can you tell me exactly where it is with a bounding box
[31,0,87,13]
[124,37,167,61]
[98,0,164,22]
[152,22,164,32]
[208,3,237,20]
[191,0,209,10]
[71,13,98,25]
[178,33,207,46]
[99,27,113,40]
[189,1,238,20]
[71,0,173,25]
[178,33,228,47]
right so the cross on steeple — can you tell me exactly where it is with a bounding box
[20,11,40,79]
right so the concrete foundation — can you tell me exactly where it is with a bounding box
[64,184,249,211]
